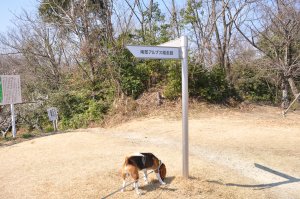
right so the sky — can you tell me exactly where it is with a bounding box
[0,0,37,33]
[0,0,185,34]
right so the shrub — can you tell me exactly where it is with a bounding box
[198,66,237,103]
[232,66,277,103]
[164,63,182,99]
[120,68,147,99]
[111,49,149,99]
[22,133,34,139]
[165,63,238,103]
[51,90,110,129]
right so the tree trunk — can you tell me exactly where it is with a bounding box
[171,0,180,37]
[225,55,232,83]
[148,0,154,33]
[287,76,299,103]
[281,78,289,109]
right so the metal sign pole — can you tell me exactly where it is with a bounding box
[10,104,16,138]
[181,36,189,178]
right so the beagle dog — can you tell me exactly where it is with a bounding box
[121,153,166,195]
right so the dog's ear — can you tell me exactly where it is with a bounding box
[159,163,166,181]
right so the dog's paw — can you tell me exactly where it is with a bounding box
[136,191,142,195]
[160,182,166,185]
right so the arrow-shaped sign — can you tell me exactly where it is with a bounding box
[126,45,181,59]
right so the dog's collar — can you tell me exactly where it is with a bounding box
[142,156,146,166]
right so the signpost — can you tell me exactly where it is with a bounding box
[127,36,189,178]
[47,107,58,132]
[0,75,22,138]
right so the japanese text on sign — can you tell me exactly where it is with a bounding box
[126,45,181,59]
[140,50,174,55]
[47,107,58,121]
[0,75,22,105]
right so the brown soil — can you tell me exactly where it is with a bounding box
[0,104,300,199]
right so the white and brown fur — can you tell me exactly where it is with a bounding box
[121,153,166,195]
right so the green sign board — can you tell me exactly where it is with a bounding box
[0,77,2,103]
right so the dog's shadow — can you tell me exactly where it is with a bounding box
[140,176,177,193]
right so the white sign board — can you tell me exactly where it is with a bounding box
[47,107,58,121]
[126,45,181,59]
[0,75,22,105]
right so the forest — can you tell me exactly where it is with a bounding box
[0,0,299,135]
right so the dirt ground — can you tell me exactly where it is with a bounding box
[0,104,300,199]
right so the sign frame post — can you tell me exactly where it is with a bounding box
[10,104,16,138]
[127,36,189,178]
[181,36,189,178]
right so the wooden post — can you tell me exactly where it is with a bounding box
[283,93,300,117]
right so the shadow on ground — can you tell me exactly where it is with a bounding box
[141,176,177,192]
[207,163,300,190]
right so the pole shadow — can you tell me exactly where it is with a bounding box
[208,163,300,190]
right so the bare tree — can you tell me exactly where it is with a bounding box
[123,0,147,42]
[123,0,169,44]
[211,0,259,82]
[38,0,115,98]
[113,0,137,39]
[168,0,181,38]
[179,0,219,67]
[235,0,300,107]
[181,0,256,82]
[0,12,66,91]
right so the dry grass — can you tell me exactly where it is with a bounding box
[1,96,300,199]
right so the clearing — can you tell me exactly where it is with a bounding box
[0,104,300,199]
